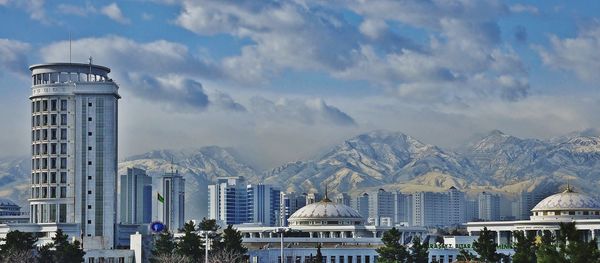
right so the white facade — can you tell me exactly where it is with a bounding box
[119,167,152,224]
[412,192,448,227]
[29,62,120,249]
[478,192,501,221]
[154,171,185,231]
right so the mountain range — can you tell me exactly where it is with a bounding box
[2,130,600,219]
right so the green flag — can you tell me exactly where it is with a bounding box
[157,193,164,203]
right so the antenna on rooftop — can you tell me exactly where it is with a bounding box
[69,32,72,64]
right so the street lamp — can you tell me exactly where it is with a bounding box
[273,227,290,263]
[200,230,216,263]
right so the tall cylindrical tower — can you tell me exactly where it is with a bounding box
[29,62,120,249]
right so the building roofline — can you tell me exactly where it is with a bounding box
[29,63,111,73]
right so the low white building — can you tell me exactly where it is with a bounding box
[428,187,600,263]
[236,195,427,263]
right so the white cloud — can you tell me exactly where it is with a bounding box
[535,22,600,82]
[168,0,527,104]
[57,3,97,16]
[509,4,539,15]
[0,39,30,76]
[249,97,356,126]
[101,3,130,24]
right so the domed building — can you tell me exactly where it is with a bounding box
[455,187,600,263]
[530,187,600,221]
[237,194,427,263]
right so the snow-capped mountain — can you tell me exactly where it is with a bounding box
[262,130,480,194]
[2,130,600,219]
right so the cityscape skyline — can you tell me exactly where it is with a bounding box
[1,1,600,169]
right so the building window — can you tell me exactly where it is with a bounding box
[50,187,56,198]
[60,143,67,154]
[60,100,67,111]
[88,190,92,194]
[51,114,57,125]
[88,161,92,165]
[42,172,48,183]
[50,172,56,183]
[88,117,92,121]
[87,220,91,224]
[88,102,92,107]
[60,158,67,169]
[50,143,57,154]
[50,129,57,140]
[88,132,92,136]
[88,146,92,151]
[60,128,67,140]
[42,100,48,112]
[60,187,66,198]
[50,100,57,111]
[60,114,67,125]
[88,205,92,209]
[60,172,66,183]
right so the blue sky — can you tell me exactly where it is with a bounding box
[0,0,599,167]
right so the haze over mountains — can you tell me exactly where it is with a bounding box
[2,130,600,219]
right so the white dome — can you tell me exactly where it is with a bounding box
[532,189,600,211]
[288,199,364,226]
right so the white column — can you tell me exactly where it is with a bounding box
[497,231,501,245]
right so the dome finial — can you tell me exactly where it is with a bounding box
[322,183,331,202]
[564,181,574,193]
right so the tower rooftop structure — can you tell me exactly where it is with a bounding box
[28,60,120,250]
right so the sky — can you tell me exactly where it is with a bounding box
[0,0,599,168]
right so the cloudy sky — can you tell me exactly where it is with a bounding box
[0,0,599,168]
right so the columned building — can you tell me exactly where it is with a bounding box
[29,62,120,249]
[238,195,427,263]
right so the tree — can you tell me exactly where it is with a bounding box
[457,248,477,262]
[376,227,409,262]
[472,227,500,263]
[208,249,245,263]
[221,224,247,256]
[0,249,36,263]
[152,231,176,260]
[535,230,562,263]
[51,229,85,263]
[152,254,192,263]
[556,222,600,263]
[0,230,37,253]
[176,221,203,263]
[511,231,536,263]
[408,236,428,263]
[315,243,324,263]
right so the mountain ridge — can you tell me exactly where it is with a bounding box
[1,130,600,219]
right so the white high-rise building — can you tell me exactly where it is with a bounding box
[29,62,120,249]
[208,176,247,225]
[119,167,152,224]
[478,192,500,221]
[155,171,185,231]
[412,191,448,227]
[368,189,394,226]
[447,186,466,225]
